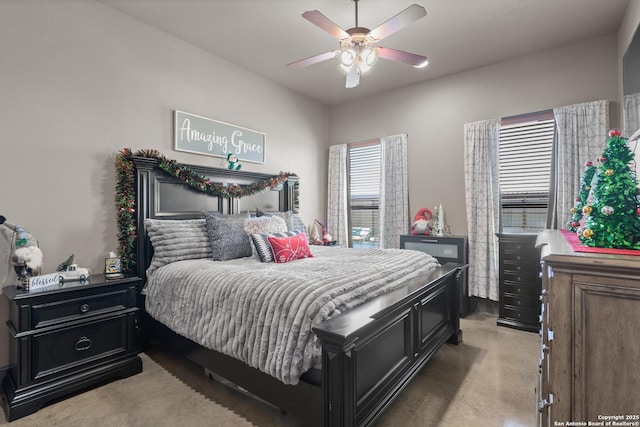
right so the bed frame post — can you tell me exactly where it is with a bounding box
[322,341,357,426]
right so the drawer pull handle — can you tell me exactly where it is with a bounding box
[75,336,92,352]
[80,304,90,313]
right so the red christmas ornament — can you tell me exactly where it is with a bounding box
[609,128,622,137]
[585,161,593,167]
[600,156,607,163]
[637,208,640,215]
[575,197,581,202]
[572,221,580,228]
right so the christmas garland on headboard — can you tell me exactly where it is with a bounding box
[115,148,297,273]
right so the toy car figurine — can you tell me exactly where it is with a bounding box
[58,264,90,283]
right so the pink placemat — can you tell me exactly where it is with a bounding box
[560,229,640,256]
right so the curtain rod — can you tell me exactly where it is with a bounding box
[501,109,553,126]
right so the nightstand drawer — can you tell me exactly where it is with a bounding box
[31,313,136,382]
[31,287,134,330]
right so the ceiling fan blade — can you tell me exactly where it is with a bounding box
[377,46,428,68]
[367,4,427,42]
[302,10,350,40]
[287,51,339,69]
[345,61,360,89]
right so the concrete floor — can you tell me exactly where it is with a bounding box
[147,311,539,427]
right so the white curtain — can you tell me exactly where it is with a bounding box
[550,100,609,229]
[624,93,640,138]
[464,119,501,301]
[379,134,409,249]
[326,144,349,246]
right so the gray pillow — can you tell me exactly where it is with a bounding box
[204,212,252,261]
[144,218,212,276]
[255,209,306,233]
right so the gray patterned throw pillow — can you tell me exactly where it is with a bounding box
[203,212,252,261]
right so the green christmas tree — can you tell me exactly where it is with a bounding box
[579,129,640,249]
[568,161,597,232]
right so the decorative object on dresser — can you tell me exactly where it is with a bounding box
[400,234,469,317]
[537,229,640,425]
[104,251,124,280]
[133,157,463,427]
[1,275,142,421]
[0,215,44,283]
[410,208,433,235]
[496,233,540,332]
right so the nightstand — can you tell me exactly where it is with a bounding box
[1,275,143,421]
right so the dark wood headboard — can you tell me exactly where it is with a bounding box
[132,156,298,281]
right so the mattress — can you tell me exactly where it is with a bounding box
[145,246,440,385]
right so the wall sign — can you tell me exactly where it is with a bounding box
[174,110,266,164]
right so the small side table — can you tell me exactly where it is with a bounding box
[1,275,143,421]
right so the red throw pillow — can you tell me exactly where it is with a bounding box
[267,232,314,263]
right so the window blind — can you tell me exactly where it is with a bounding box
[349,143,381,248]
[499,113,554,232]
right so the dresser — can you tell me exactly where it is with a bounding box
[537,230,640,426]
[497,233,540,332]
[400,234,469,317]
[1,275,142,421]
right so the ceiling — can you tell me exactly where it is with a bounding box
[99,0,630,106]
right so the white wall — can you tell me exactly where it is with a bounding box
[0,3,328,368]
[329,34,620,237]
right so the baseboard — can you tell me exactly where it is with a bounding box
[468,297,499,315]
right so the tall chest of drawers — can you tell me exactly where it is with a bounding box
[1,275,143,421]
[497,233,540,332]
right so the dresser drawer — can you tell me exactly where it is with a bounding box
[503,281,539,297]
[503,293,538,310]
[30,287,134,330]
[503,260,539,274]
[30,313,136,382]
[503,270,538,285]
[501,305,538,324]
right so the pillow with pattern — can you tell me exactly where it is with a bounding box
[267,232,313,263]
[251,230,300,262]
[203,211,252,261]
[144,218,212,276]
[255,209,306,232]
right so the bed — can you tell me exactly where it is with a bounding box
[132,156,463,426]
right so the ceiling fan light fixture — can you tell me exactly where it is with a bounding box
[289,1,428,88]
[340,49,355,66]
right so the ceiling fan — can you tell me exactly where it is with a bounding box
[287,0,428,89]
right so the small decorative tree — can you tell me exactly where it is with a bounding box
[579,129,640,249]
[568,161,597,232]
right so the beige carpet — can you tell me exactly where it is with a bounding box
[0,353,256,427]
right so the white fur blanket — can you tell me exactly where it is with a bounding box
[145,246,439,385]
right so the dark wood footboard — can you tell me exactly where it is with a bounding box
[315,263,462,427]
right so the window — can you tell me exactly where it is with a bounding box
[349,142,381,248]
[499,111,555,233]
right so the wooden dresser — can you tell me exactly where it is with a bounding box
[536,230,640,426]
[497,233,540,332]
